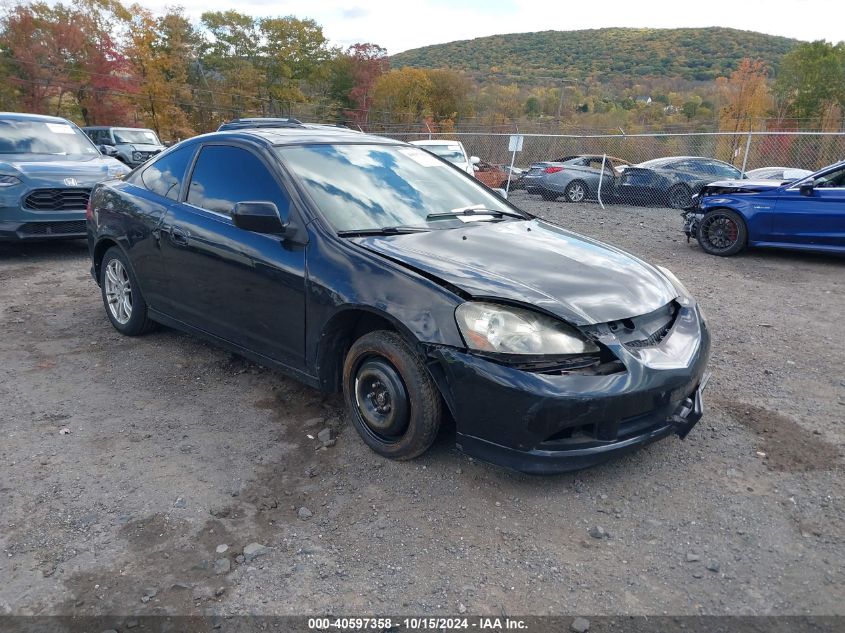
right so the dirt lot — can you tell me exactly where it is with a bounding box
[1,193,844,620]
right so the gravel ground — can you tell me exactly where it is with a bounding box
[1,193,844,619]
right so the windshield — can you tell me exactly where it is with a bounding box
[0,119,99,155]
[113,129,161,145]
[417,144,466,165]
[277,143,518,232]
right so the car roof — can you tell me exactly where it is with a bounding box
[638,156,735,168]
[410,139,464,146]
[187,126,396,147]
[0,111,74,124]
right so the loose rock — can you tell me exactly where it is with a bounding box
[588,526,607,539]
[213,558,231,575]
[298,507,313,520]
[243,542,271,562]
[571,617,590,633]
[686,551,701,562]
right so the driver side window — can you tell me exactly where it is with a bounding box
[817,167,845,188]
[187,145,291,217]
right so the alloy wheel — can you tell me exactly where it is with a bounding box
[700,213,739,253]
[104,258,132,324]
[567,182,586,202]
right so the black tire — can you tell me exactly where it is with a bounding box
[564,180,588,203]
[343,330,442,460]
[696,208,748,256]
[99,246,157,335]
[668,184,693,209]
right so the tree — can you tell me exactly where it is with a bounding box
[774,41,845,128]
[125,6,197,139]
[372,68,432,123]
[717,58,772,132]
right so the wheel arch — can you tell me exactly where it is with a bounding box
[92,237,125,282]
[314,306,420,393]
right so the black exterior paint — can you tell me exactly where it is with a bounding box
[88,127,711,473]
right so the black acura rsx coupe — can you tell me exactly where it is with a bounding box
[87,124,711,474]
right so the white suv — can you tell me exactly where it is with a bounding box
[410,139,478,175]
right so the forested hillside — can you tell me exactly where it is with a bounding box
[391,28,800,82]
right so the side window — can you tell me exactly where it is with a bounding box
[817,167,845,188]
[141,144,196,201]
[187,145,290,217]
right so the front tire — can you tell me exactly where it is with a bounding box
[343,330,442,460]
[696,209,748,256]
[99,246,156,335]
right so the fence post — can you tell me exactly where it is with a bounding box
[741,128,753,175]
[597,154,606,209]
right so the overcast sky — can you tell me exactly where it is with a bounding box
[141,0,844,54]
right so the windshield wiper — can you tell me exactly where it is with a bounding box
[337,225,431,237]
[426,206,525,220]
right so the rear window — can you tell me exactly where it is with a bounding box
[141,145,195,200]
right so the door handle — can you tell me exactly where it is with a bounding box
[170,226,190,246]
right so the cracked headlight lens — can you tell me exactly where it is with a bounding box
[455,302,599,356]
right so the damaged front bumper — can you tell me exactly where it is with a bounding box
[428,303,711,474]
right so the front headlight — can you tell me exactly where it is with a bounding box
[0,175,22,187]
[455,302,599,356]
[656,265,700,314]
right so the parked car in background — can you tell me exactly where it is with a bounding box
[614,156,743,209]
[683,160,845,256]
[523,155,630,202]
[410,139,477,175]
[82,126,165,167]
[473,160,509,189]
[86,124,710,474]
[497,164,526,189]
[745,166,813,182]
[0,112,130,241]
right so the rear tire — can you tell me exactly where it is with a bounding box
[99,246,156,335]
[343,331,442,460]
[564,180,588,203]
[696,209,747,256]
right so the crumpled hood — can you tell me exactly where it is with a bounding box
[353,219,678,325]
[701,179,783,194]
[0,154,127,185]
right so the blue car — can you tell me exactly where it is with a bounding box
[684,160,845,256]
[0,112,131,241]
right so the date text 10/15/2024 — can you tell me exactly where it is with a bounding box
[308,617,528,630]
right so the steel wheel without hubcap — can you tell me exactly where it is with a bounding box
[354,358,410,443]
[104,259,132,324]
[565,181,586,202]
[700,212,739,253]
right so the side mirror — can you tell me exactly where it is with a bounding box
[470,156,481,165]
[492,188,508,199]
[799,181,815,197]
[232,201,288,234]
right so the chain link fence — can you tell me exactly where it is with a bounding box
[379,131,845,208]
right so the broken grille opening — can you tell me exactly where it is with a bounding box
[610,301,679,349]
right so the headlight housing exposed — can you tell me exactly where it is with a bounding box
[455,302,599,357]
[0,175,22,187]
[656,265,693,306]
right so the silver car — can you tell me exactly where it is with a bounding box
[523,155,630,202]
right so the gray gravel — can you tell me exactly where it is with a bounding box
[1,193,843,616]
